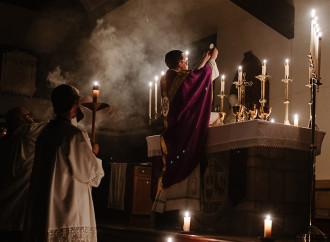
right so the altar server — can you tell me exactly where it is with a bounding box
[24,84,104,242]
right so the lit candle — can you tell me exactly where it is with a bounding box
[262,60,267,75]
[294,114,299,127]
[183,211,191,232]
[238,66,242,81]
[149,82,153,119]
[185,50,189,69]
[310,9,316,55]
[264,215,272,238]
[167,237,172,242]
[93,81,100,103]
[220,75,225,95]
[161,71,165,76]
[285,59,289,79]
[154,76,158,114]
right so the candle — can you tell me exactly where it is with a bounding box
[183,211,191,232]
[149,82,153,119]
[185,50,189,69]
[285,59,289,79]
[264,215,272,238]
[93,81,100,103]
[310,10,315,54]
[154,76,158,114]
[220,75,225,95]
[238,66,242,81]
[294,114,299,127]
[262,60,267,75]
[317,33,322,79]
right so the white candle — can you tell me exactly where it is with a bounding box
[154,76,158,114]
[264,215,272,238]
[183,211,191,232]
[317,33,322,79]
[149,82,152,119]
[185,50,189,69]
[285,59,289,79]
[294,114,299,127]
[220,75,225,95]
[262,60,267,75]
[238,66,242,81]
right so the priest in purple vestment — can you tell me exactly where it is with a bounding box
[159,48,219,190]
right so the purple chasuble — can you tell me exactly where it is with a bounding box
[160,64,213,188]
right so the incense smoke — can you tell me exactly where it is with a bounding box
[35,0,205,131]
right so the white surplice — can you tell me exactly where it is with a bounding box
[25,120,104,242]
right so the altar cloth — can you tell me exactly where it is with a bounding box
[146,119,325,156]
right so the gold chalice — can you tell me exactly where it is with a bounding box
[232,105,242,122]
[259,106,272,120]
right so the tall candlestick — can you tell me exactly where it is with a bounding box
[154,76,158,114]
[238,66,242,81]
[183,211,191,232]
[264,215,272,238]
[93,81,100,103]
[220,75,225,95]
[262,60,267,75]
[285,59,289,79]
[149,82,152,119]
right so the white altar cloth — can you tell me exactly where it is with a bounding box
[146,119,325,156]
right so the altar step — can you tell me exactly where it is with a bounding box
[97,224,256,242]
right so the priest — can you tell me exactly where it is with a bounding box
[153,48,219,219]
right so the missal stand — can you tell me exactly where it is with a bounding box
[297,10,327,241]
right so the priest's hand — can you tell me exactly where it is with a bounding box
[210,47,218,60]
[92,143,99,155]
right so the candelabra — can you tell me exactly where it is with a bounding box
[281,78,293,125]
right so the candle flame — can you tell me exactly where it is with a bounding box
[266,215,271,220]
[185,50,189,56]
[167,237,173,242]
[185,211,190,217]
[149,82,153,87]
[221,74,225,79]
[238,66,242,70]
[161,71,165,76]
[294,114,298,119]
[285,59,289,63]
[263,59,267,64]
[271,119,275,123]
[93,81,99,86]
[154,75,159,81]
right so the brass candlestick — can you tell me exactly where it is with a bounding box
[282,78,293,125]
[233,72,253,122]
[217,93,226,125]
[255,74,271,107]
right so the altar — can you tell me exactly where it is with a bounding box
[146,119,326,237]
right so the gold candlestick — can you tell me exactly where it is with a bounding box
[282,78,293,125]
[255,74,271,107]
[217,93,226,125]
